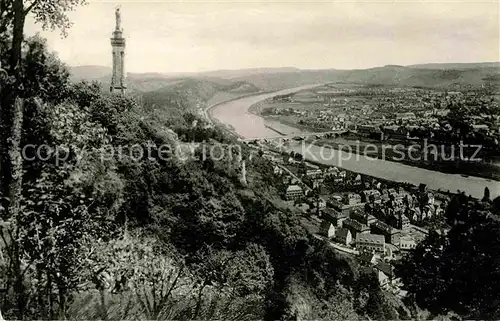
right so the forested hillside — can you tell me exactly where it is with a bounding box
[2,2,498,319]
[140,77,260,116]
[0,22,397,321]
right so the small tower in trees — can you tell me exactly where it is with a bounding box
[482,187,491,203]
[110,7,127,94]
[240,160,247,186]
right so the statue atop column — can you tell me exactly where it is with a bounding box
[115,7,121,31]
[111,7,126,94]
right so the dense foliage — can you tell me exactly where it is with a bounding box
[4,10,497,320]
[395,195,500,319]
[0,33,402,320]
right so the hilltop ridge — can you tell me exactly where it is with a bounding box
[70,62,500,93]
[408,62,500,70]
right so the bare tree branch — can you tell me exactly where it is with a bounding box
[23,0,39,15]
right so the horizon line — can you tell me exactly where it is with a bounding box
[69,61,500,75]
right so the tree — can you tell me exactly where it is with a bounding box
[1,0,86,73]
[0,10,86,318]
[21,35,70,102]
[0,92,120,319]
[1,0,87,216]
[493,196,500,216]
[355,271,393,319]
[279,275,359,320]
[395,197,500,319]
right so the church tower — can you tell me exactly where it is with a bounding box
[110,7,126,94]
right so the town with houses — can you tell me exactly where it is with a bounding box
[0,1,498,319]
[251,141,455,298]
[262,84,500,151]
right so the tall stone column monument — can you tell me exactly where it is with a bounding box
[110,7,127,94]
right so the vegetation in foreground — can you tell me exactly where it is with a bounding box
[0,34,401,320]
[396,192,500,319]
[0,4,396,319]
[0,2,498,319]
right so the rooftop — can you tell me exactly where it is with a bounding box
[347,193,362,198]
[375,261,394,277]
[371,220,392,233]
[356,233,385,244]
[286,185,303,193]
[344,218,369,231]
[335,227,351,239]
[399,235,416,243]
[322,207,347,219]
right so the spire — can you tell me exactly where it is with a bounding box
[115,6,121,31]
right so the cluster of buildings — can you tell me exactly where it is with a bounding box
[318,182,447,253]
[282,155,449,224]
[267,85,500,150]
[267,86,381,132]
[320,204,413,255]
[312,180,451,294]
[351,90,500,148]
[352,113,499,148]
[284,165,350,201]
[317,185,439,296]
[254,137,453,296]
[267,107,350,131]
[269,144,450,230]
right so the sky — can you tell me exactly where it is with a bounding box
[24,0,500,73]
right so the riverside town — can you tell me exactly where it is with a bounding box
[0,1,498,320]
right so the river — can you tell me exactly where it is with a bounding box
[210,85,499,199]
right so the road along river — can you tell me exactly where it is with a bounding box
[210,85,500,199]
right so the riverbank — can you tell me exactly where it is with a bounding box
[285,141,498,198]
[209,84,328,139]
[204,91,272,140]
[309,137,500,182]
[248,99,500,182]
[209,85,499,198]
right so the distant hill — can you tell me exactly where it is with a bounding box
[193,67,301,79]
[337,65,500,88]
[145,78,259,102]
[231,65,500,91]
[408,62,500,70]
[70,65,112,81]
[69,65,263,92]
[70,63,500,93]
[69,66,300,83]
[229,69,343,91]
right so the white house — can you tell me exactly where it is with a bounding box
[356,233,385,253]
[335,228,352,245]
[273,166,283,175]
[399,235,417,250]
[320,221,336,238]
